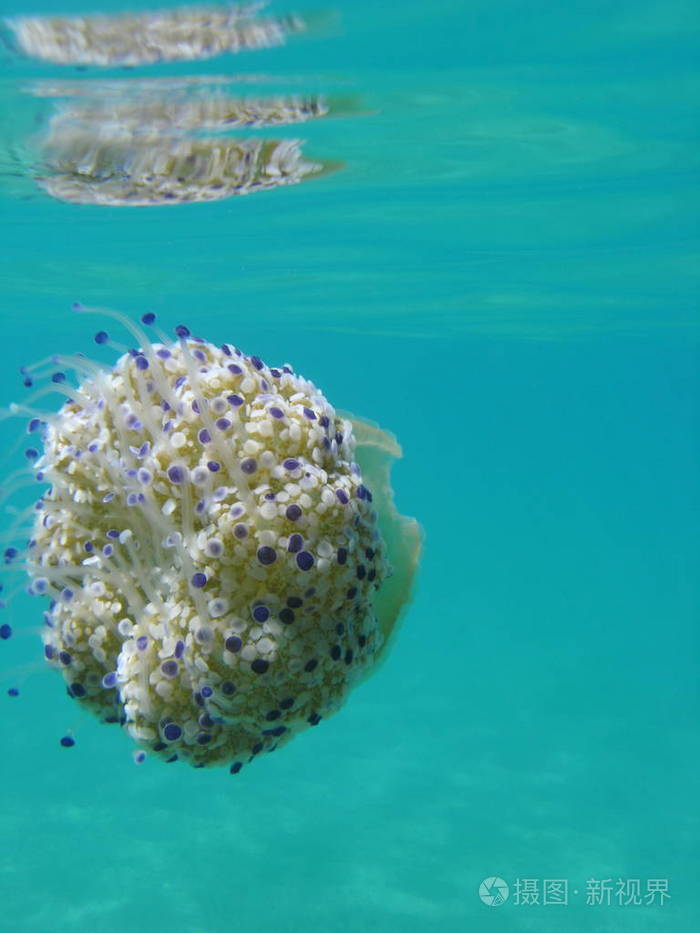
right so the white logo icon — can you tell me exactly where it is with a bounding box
[479,877,510,906]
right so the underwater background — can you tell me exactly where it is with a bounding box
[0,0,698,931]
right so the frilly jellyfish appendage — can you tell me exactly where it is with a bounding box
[344,414,422,671]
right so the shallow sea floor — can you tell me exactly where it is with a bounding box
[0,0,698,931]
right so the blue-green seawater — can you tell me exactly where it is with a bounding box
[0,0,697,930]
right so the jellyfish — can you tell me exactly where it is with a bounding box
[3,308,420,772]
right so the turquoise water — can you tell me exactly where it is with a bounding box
[0,1,698,931]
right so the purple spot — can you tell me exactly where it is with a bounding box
[137,635,149,650]
[163,723,182,741]
[337,547,348,565]
[167,465,185,484]
[296,551,314,571]
[157,348,171,359]
[250,356,264,371]
[0,623,13,640]
[288,533,303,554]
[241,457,257,475]
[94,330,109,344]
[141,312,156,325]
[257,546,277,566]
[135,356,149,371]
[285,504,302,522]
[228,364,243,375]
[198,428,211,445]
[216,418,231,430]
[191,572,207,589]
[303,407,316,420]
[161,660,179,678]
[60,736,75,748]
[252,605,269,622]
[251,658,269,674]
[207,461,221,472]
[228,394,243,407]
[175,325,190,338]
[335,489,349,505]
[269,407,284,419]
[225,635,242,653]
[283,458,299,471]
[174,640,185,659]
[101,672,118,688]
[59,650,72,666]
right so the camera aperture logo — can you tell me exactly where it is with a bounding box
[479,877,509,906]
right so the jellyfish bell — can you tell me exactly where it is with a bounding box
[2,307,420,772]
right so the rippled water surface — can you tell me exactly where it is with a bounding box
[0,1,698,931]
